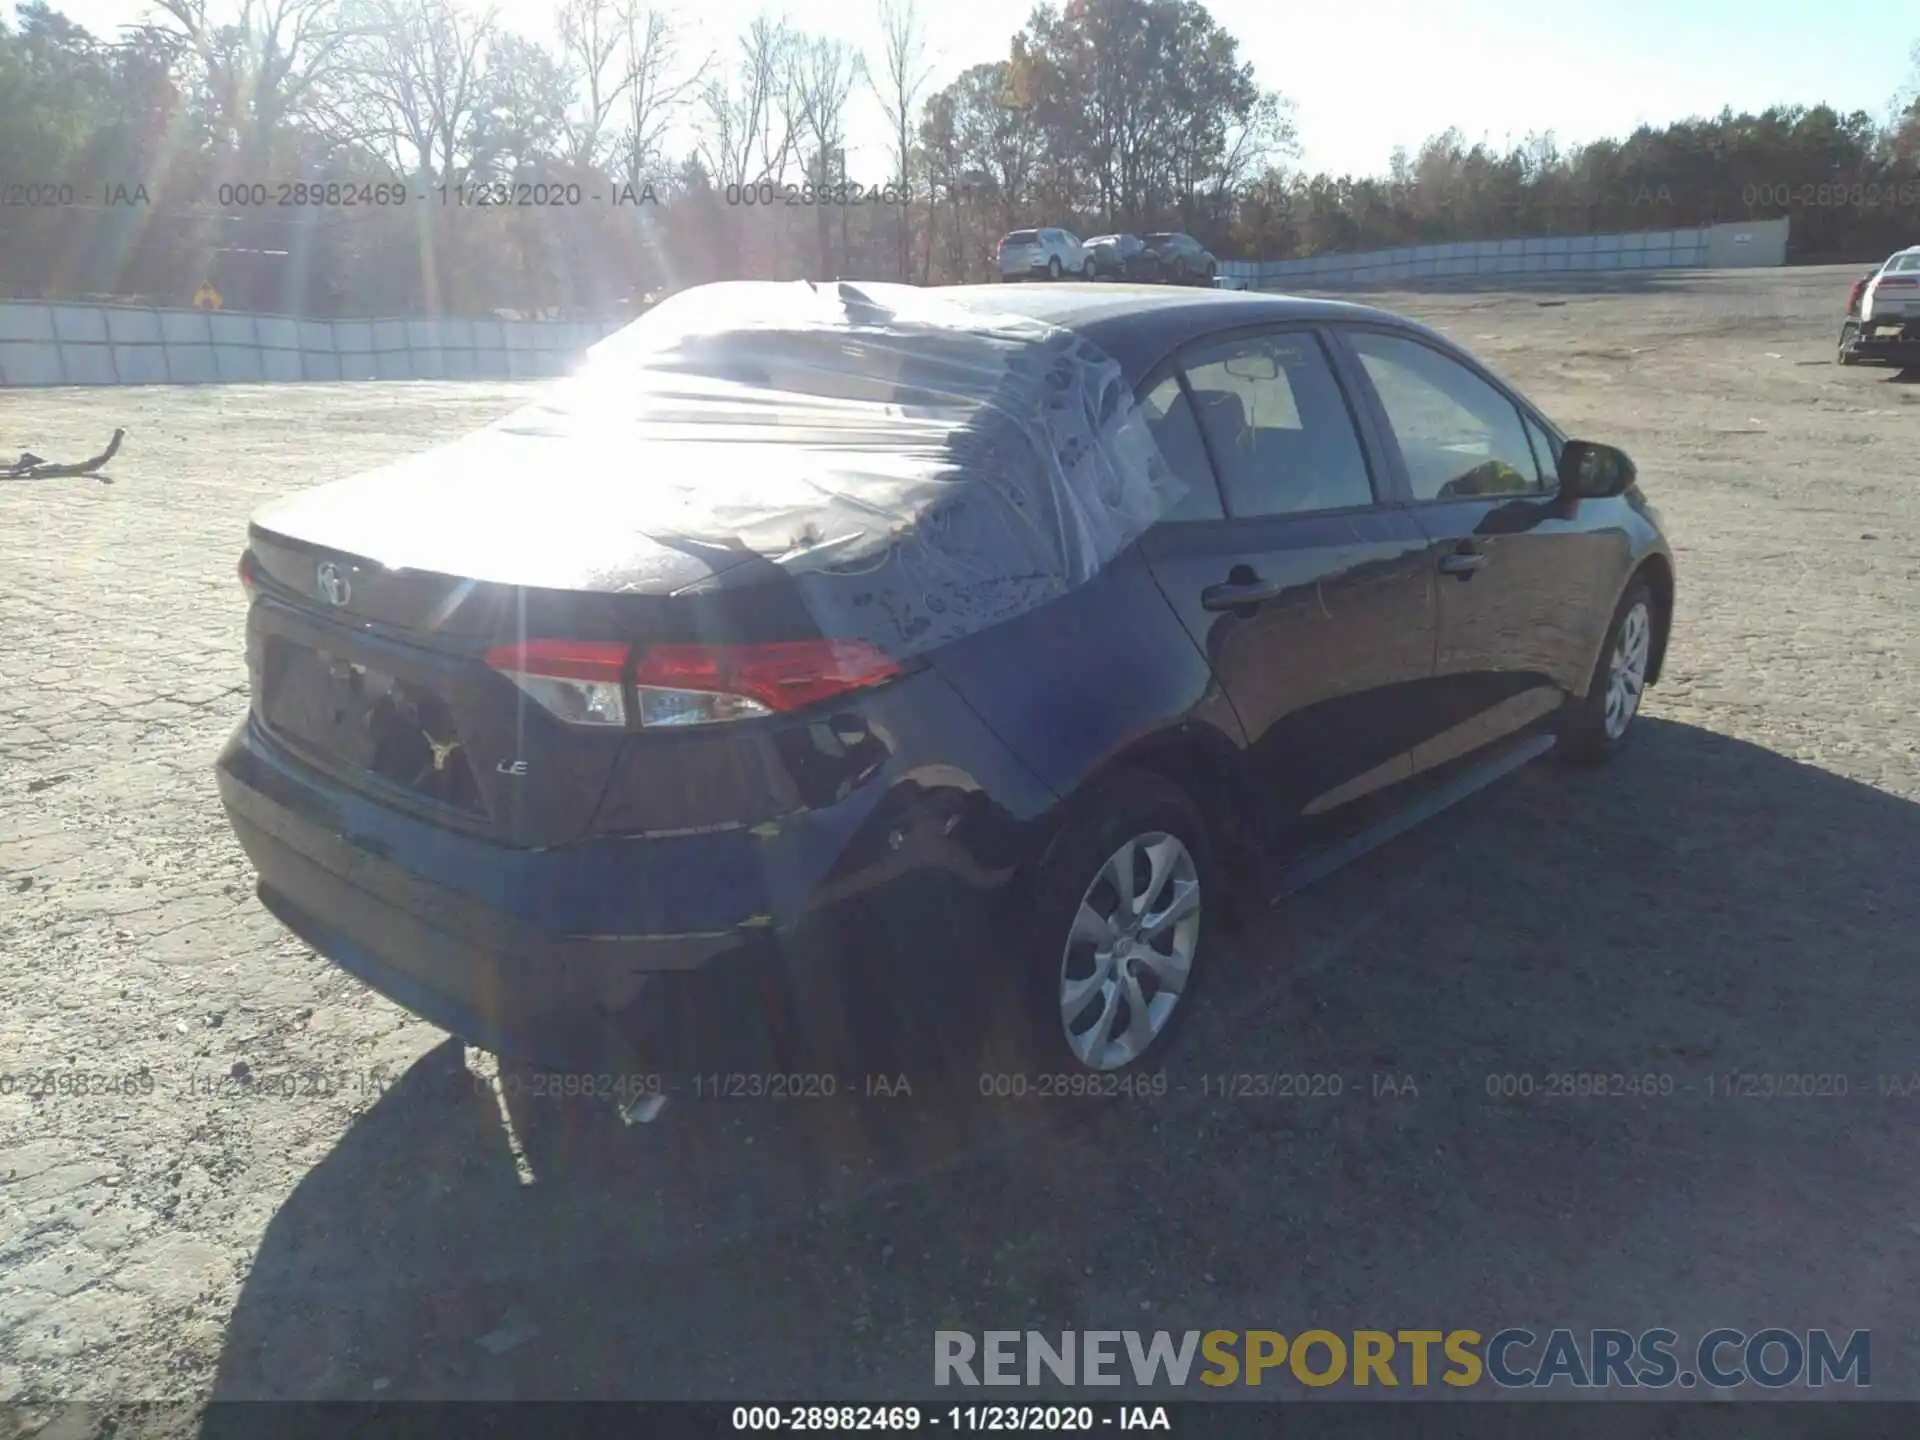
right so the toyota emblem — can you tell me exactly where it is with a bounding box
[316,561,351,607]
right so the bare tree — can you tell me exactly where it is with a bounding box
[333,0,497,183]
[696,13,798,189]
[868,0,932,278]
[148,0,358,162]
[555,0,623,169]
[790,33,859,275]
[605,3,705,189]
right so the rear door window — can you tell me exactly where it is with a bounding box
[1173,330,1376,518]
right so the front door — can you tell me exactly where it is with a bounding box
[1333,326,1617,775]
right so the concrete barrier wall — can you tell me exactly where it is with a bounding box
[0,305,628,388]
[4,218,1788,385]
[1217,219,1789,292]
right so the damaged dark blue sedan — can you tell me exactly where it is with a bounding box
[217,280,1674,1090]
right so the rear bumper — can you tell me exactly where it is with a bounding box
[218,717,874,1071]
[1846,318,1920,359]
[217,701,1048,1074]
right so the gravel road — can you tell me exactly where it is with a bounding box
[3,265,1918,1424]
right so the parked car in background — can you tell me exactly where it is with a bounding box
[999,228,1094,281]
[1839,246,1920,365]
[1083,234,1159,280]
[1144,232,1217,285]
[218,279,1673,1089]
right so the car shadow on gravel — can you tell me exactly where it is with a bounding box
[199,717,1920,1410]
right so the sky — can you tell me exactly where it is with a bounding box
[12,0,1918,181]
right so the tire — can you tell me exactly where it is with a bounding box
[1838,320,1860,365]
[1082,259,1096,280]
[1010,772,1216,1074]
[1047,256,1063,280]
[1204,261,1217,285]
[1559,575,1656,764]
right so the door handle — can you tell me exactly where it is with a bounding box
[1201,577,1287,611]
[1438,549,1488,577]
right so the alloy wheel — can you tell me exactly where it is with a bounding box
[1604,599,1652,740]
[1058,831,1201,1070]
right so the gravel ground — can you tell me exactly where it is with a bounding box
[3,265,1919,1424]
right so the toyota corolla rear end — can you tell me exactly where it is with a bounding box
[216,280,1172,1080]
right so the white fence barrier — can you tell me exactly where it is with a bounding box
[1218,219,1789,291]
[0,305,628,388]
[3,219,1789,386]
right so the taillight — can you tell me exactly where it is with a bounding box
[633,640,900,728]
[485,639,631,727]
[483,637,901,730]
[238,553,255,597]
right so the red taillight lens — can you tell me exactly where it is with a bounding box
[632,640,901,728]
[484,639,631,727]
[482,637,900,730]
[238,553,255,597]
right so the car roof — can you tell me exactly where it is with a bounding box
[927,283,1434,381]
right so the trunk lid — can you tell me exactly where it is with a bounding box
[244,462,831,848]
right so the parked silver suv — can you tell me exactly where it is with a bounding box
[998,228,1093,281]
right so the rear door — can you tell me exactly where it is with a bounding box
[1332,325,1618,774]
[1137,325,1438,848]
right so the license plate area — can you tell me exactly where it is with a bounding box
[261,638,485,814]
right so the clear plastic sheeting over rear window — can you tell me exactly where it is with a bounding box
[314,280,1182,658]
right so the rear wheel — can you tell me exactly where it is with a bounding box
[1082,258,1096,280]
[1204,261,1217,285]
[1016,774,1214,1073]
[1838,320,1861,365]
[1560,576,1655,763]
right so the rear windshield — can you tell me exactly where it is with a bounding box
[1887,253,1920,273]
[636,330,934,406]
[1003,231,1039,245]
[1145,234,1174,245]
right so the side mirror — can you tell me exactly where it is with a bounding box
[1557,439,1636,498]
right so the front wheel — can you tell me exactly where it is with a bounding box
[1047,256,1063,280]
[1017,774,1214,1073]
[1560,576,1655,763]
[1082,259,1096,280]
[1837,320,1860,365]
[1203,261,1217,285]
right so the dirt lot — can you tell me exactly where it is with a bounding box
[3,264,1919,1420]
